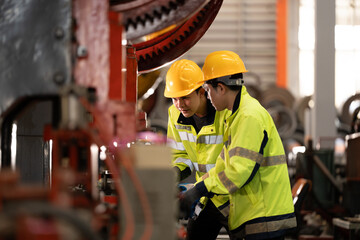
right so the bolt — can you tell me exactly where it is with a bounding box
[53,73,65,85]
[54,27,65,39]
[77,46,88,58]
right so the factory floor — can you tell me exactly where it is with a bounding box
[215,228,334,240]
[215,234,302,239]
[216,235,229,239]
[216,228,229,239]
[180,222,334,239]
[216,235,332,240]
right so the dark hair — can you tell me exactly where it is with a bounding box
[195,86,208,97]
[206,73,243,91]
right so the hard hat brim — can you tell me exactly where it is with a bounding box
[164,82,203,98]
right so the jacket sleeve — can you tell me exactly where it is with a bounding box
[166,107,193,181]
[204,115,265,195]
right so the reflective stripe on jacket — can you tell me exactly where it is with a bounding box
[167,101,230,210]
[203,86,296,239]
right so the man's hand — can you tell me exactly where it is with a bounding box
[178,181,208,219]
[178,186,202,219]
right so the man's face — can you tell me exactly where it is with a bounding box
[202,83,224,111]
[172,91,201,118]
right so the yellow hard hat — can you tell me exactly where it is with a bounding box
[164,59,204,98]
[202,50,248,81]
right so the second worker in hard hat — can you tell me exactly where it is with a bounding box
[164,59,232,239]
[179,51,297,240]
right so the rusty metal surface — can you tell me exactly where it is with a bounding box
[73,0,110,104]
[0,0,72,116]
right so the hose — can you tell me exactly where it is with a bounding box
[3,201,102,240]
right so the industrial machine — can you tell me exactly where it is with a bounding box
[0,0,223,239]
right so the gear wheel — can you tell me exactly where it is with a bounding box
[111,0,223,73]
[111,0,209,42]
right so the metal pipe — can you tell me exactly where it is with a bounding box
[313,155,342,193]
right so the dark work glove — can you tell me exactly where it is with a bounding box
[173,166,191,182]
[178,181,208,219]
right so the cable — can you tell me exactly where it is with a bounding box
[104,150,136,240]
[114,150,153,240]
[88,121,136,240]
[4,201,102,240]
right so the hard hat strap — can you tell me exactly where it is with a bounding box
[224,78,244,86]
[206,74,244,86]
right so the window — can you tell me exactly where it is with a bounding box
[299,0,360,108]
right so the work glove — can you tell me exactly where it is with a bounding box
[178,183,194,193]
[178,181,208,219]
[174,166,191,182]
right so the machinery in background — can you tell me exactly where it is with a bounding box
[0,0,223,239]
[286,97,360,238]
[241,79,360,238]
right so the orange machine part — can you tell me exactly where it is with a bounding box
[108,11,125,101]
[108,12,137,103]
[126,46,138,103]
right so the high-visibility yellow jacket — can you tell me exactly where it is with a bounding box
[201,86,296,239]
[167,101,230,213]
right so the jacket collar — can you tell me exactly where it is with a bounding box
[231,85,243,115]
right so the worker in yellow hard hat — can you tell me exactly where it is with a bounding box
[179,51,297,240]
[164,59,232,239]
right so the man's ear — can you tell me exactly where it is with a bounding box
[198,87,206,97]
[217,83,227,95]
[198,87,205,94]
